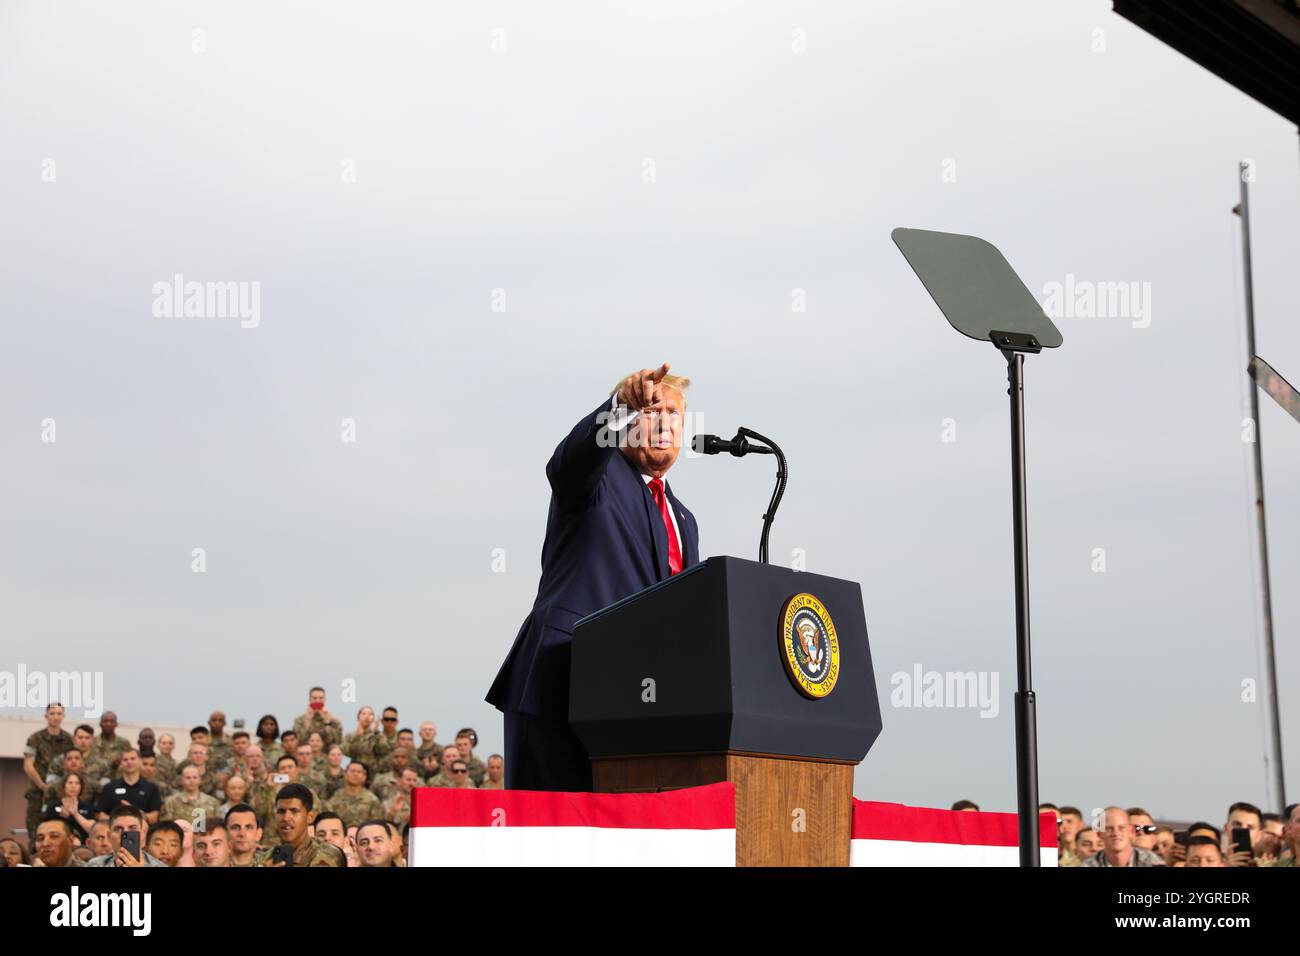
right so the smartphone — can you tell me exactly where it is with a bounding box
[272,844,294,867]
[121,830,142,861]
[1173,830,1188,847]
[272,773,289,784]
[1232,827,1252,856]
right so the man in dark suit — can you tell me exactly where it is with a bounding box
[486,363,701,791]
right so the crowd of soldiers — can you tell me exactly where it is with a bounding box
[6,689,505,868]
[950,799,1300,868]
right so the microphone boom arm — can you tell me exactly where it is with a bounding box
[736,427,787,564]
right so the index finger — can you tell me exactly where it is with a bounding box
[650,362,670,383]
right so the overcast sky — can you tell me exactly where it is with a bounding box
[2,0,1298,822]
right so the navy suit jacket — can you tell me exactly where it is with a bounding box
[486,397,701,719]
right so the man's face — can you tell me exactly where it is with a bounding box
[1102,810,1132,854]
[148,830,183,867]
[382,711,398,734]
[34,821,73,866]
[100,712,117,736]
[282,734,298,754]
[87,822,112,856]
[420,722,436,744]
[309,688,326,709]
[345,762,367,787]
[356,824,395,867]
[209,712,226,734]
[189,743,208,766]
[449,762,470,787]
[140,755,157,780]
[296,748,313,769]
[1153,830,1174,861]
[46,704,65,729]
[138,728,155,751]
[1263,819,1284,838]
[328,747,343,767]
[397,730,415,752]
[1130,813,1156,850]
[110,815,143,853]
[277,759,299,782]
[194,828,230,867]
[63,749,85,773]
[1186,844,1224,867]
[233,736,249,756]
[487,756,504,781]
[74,728,93,752]
[441,746,460,769]
[119,750,140,775]
[180,766,201,792]
[1059,812,1083,842]
[1076,829,1103,857]
[247,749,264,772]
[398,769,419,794]
[622,385,685,476]
[1226,810,1261,846]
[390,748,409,771]
[227,811,262,853]
[456,737,472,759]
[275,798,312,845]
[1285,807,1300,851]
[315,818,346,849]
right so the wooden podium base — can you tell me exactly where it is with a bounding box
[591,752,855,866]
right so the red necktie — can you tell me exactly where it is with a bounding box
[647,477,683,575]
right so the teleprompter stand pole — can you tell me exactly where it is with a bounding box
[995,330,1041,868]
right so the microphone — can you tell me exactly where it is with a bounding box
[691,427,787,565]
[691,431,774,457]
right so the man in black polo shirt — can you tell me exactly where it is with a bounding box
[93,748,161,824]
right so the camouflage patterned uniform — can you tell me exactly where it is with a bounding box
[90,734,130,772]
[325,788,384,828]
[322,769,346,800]
[426,771,477,790]
[231,847,270,868]
[342,731,391,774]
[23,728,73,843]
[464,755,486,787]
[175,759,223,796]
[479,776,505,791]
[371,770,402,802]
[207,737,235,771]
[162,790,221,826]
[47,751,111,798]
[255,836,345,867]
[384,791,413,828]
[375,734,401,773]
[412,742,443,780]
[300,767,328,797]
[155,753,177,788]
[292,712,343,749]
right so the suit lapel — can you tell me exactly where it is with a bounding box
[621,453,670,581]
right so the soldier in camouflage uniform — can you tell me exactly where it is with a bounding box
[322,745,347,799]
[426,746,471,788]
[480,754,505,790]
[138,751,170,800]
[257,783,345,867]
[413,721,443,781]
[375,708,401,772]
[383,769,421,828]
[292,687,343,749]
[155,733,178,788]
[371,747,414,801]
[162,765,222,827]
[23,703,73,848]
[176,742,224,796]
[90,711,130,773]
[342,706,391,770]
[206,711,236,770]
[295,744,327,796]
[454,731,487,787]
[48,737,111,799]
[325,761,384,828]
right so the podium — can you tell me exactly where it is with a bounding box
[570,556,881,866]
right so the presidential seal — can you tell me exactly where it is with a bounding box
[779,593,840,699]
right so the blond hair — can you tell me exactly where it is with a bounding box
[611,373,692,408]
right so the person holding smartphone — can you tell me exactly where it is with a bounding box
[83,805,168,867]
[256,783,344,867]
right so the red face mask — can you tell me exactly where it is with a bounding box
[310,701,324,711]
